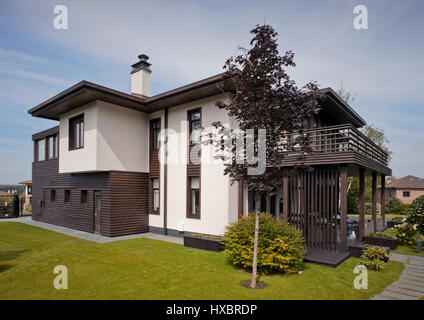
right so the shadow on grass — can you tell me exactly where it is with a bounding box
[0,264,12,273]
[0,250,27,262]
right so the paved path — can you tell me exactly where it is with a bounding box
[0,216,183,245]
[372,253,424,300]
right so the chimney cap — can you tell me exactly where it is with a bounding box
[131,54,151,74]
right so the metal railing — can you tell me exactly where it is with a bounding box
[286,124,389,166]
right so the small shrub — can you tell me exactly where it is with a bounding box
[359,245,390,270]
[406,195,424,235]
[365,202,381,215]
[189,234,221,241]
[395,222,418,246]
[369,232,395,239]
[391,216,405,222]
[222,213,305,274]
[386,197,408,215]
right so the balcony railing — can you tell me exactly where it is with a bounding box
[287,124,389,166]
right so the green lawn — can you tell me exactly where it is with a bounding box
[348,214,405,220]
[0,222,404,300]
[380,227,424,257]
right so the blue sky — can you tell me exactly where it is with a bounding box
[0,0,423,183]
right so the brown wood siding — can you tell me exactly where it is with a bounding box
[32,159,149,237]
[32,159,111,234]
[109,171,149,236]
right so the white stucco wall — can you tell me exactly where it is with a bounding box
[59,100,149,174]
[165,93,239,236]
[59,102,98,173]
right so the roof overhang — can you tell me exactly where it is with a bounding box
[319,88,366,128]
[28,74,365,128]
[28,81,147,120]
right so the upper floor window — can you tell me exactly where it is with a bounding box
[27,186,32,195]
[36,139,45,161]
[151,118,161,151]
[69,114,84,150]
[47,135,58,159]
[403,191,410,197]
[188,109,201,145]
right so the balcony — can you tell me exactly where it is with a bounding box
[283,124,391,175]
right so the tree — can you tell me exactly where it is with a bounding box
[360,125,392,161]
[336,82,355,106]
[211,24,322,288]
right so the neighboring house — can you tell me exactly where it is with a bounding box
[28,55,391,260]
[380,175,424,205]
[0,190,14,201]
[18,180,32,211]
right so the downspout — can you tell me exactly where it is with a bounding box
[163,107,168,235]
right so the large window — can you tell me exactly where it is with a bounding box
[151,119,161,151]
[36,139,45,161]
[152,178,159,213]
[188,109,201,145]
[69,114,84,150]
[47,135,58,159]
[188,177,200,218]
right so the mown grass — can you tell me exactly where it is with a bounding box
[380,227,424,257]
[347,214,405,220]
[0,222,403,300]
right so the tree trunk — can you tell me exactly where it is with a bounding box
[250,192,261,289]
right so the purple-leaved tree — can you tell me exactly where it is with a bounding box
[211,24,323,288]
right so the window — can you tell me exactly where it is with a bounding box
[64,190,70,203]
[27,186,32,195]
[151,119,161,151]
[188,109,201,144]
[47,135,58,159]
[188,177,200,218]
[69,114,84,150]
[81,190,87,203]
[152,178,159,213]
[50,190,56,202]
[36,139,45,161]
[403,191,410,197]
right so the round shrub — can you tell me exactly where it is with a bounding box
[221,213,305,274]
[365,202,381,215]
[359,245,390,270]
[395,222,418,246]
[406,195,424,235]
[386,197,408,215]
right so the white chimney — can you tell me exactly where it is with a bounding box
[130,54,151,98]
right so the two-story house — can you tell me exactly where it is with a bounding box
[29,55,391,264]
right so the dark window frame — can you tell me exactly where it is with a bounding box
[151,178,160,214]
[69,114,84,151]
[150,118,161,151]
[64,190,71,203]
[81,190,88,204]
[403,191,410,197]
[35,138,46,162]
[46,134,59,160]
[188,108,201,146]
[187,176,201,219]
[50,189,56,202]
